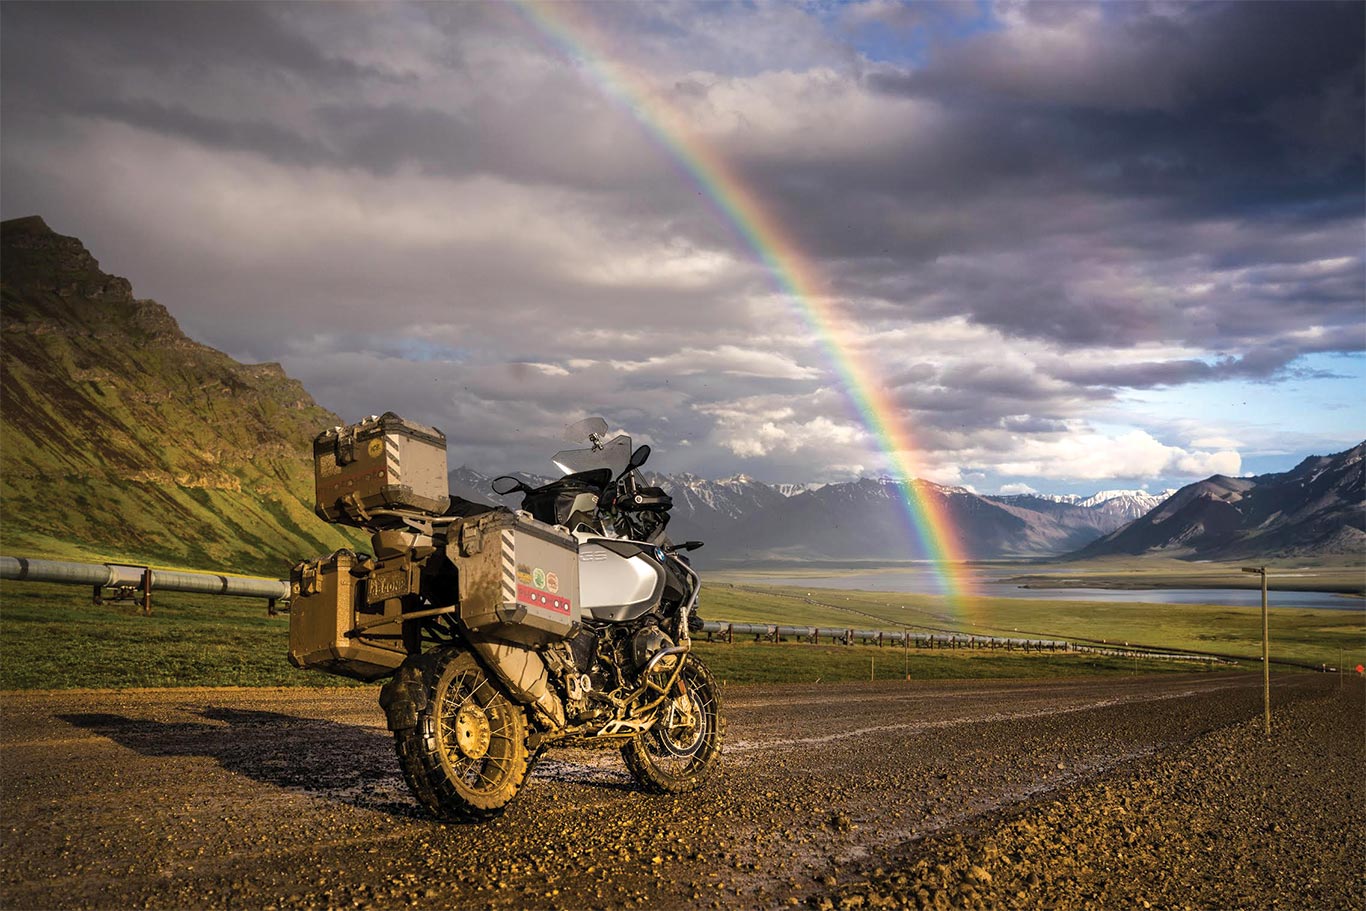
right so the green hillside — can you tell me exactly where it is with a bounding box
[0,216,362,576]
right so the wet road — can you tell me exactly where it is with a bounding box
[0,672,1333,909]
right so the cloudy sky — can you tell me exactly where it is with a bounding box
[3,1,1362,494]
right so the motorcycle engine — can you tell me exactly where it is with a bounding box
[629,622,675,670]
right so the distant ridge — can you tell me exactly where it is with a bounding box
[451,449,1362,565]
[448,466,1167,562]
[0,216,361,574]
[1072,443,1365,561]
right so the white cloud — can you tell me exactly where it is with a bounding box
[1173,449,1242,477]
[701,406,865,458]
[917,463,966,486]
[988,429,1241,481]
[617,345,820,380]
[998,482,1038,495]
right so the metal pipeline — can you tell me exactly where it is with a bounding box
[696,619,1070,651]
[1,555,290,601]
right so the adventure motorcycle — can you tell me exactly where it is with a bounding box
[288,414,723,820]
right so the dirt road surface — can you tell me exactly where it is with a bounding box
[2,672,1359,910]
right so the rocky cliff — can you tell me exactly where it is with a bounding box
[0,216,360,575]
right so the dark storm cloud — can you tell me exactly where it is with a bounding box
[94,99,330,166]
[1,2,674,191]
[734,1,1365,365]
[1,1,383,89]
[1057,332,1364,389]
[1,0,1360,485]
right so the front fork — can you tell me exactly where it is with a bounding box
[666,550,702,648]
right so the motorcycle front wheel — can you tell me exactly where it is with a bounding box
[621,653,724,793]
[393,648,530,821]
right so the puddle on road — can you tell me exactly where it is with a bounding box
[826,744,1160,866]
[725,688,1206,754]
[530,754,634,787]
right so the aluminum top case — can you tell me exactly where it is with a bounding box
[314,412,450,526]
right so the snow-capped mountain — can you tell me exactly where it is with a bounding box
[448,466,552,507]
[643,472,787,521]
[1078,489,1179,521]
[775,482,827,497]
[991,488,1177,522]
[637,472,788,544]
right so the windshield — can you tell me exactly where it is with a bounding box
[551,417,632,478]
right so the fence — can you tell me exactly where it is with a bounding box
[698,620,1067,651]
[695,620,1232,664]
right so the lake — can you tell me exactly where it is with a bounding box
[712,567,1364,611]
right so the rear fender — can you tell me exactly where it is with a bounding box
[378,659,429,732]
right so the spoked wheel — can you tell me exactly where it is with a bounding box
[621,653,724,793]
[393,649,530,821]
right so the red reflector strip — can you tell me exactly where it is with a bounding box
[516,583,572,615]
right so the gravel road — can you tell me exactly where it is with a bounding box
[1,672,1358,910]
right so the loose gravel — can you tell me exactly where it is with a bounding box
[1,673,1358,910]
[820,683,1364,911]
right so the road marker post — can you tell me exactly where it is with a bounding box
[1242,566,1271,736]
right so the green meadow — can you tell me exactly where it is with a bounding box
[0,576,1360,689]
[699,580,1365,670]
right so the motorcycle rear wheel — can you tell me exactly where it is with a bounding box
[621,653,723,793]
[393,648,530,821]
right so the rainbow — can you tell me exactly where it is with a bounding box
[518,2,972,604]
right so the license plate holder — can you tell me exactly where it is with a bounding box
[367,569,410,604]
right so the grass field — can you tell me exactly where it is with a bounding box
[1,576,1360,689]
[698,580,1365,670]
[0,581,352,690]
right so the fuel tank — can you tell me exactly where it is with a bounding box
[575,536,665,622]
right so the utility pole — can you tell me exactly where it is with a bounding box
[1242,566,1271,736]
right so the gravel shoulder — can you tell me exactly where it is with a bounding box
[821,681,1365,911]
[1,672,1357,910]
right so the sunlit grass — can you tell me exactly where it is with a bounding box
[699,580,1365,669]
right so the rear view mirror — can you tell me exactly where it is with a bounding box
[629,444,651,470]
[491,476,528,496]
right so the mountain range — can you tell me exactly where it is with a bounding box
[2,216,1359,573]
[448,466,1180,564]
